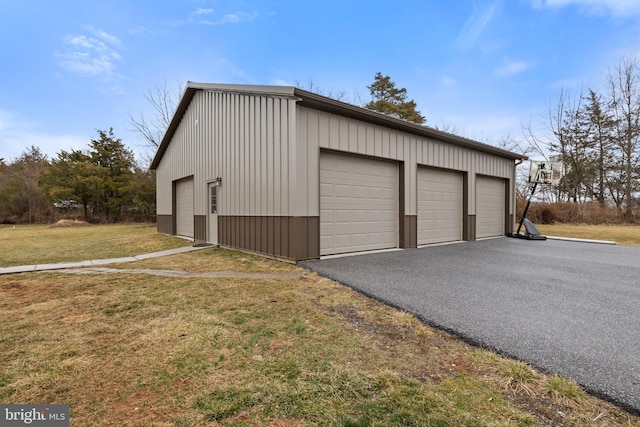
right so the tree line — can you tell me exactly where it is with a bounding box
[0,129,155,224]
[529,57,640,220]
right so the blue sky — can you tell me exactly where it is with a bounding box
[2,0,640,163]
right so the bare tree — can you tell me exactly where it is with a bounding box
[129,81,184,149]
[521,119,550,161]
[2,146,51,224]
[294,79,351,103]
[608,57,640,218]
[434,121,466,136]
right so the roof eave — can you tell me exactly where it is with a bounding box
[292,88,526,161]
[151,83,527,170]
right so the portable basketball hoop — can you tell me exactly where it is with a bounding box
[508,160,564,240]
[529,161,564,186]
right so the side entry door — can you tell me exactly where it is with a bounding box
[208,182,218,244]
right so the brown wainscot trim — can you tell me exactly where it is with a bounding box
[194,215,207,242]
[218,216,320,262]
[465,215,476,241]
[157,214,174,235]
[401,215,417,248]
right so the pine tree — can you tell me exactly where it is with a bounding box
[365,72,426,124]
[89,128,136,222]
[584,89,616,206]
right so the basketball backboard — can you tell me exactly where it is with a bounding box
[529,161,564,185]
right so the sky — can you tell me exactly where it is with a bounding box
[2,0,640,164]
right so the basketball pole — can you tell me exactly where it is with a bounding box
[509,179,547,240]
[516,181,538,234]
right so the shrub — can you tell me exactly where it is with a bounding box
[519,202,631,225]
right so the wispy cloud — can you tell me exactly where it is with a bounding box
[496,60,534,77]
[55,27,123,80]
[199,11,260,26]
[193,8,214,16]
[531,0,640,16]
[455,0,504,50]
[167,8,262,27]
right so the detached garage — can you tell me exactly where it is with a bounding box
[151,82,525,261]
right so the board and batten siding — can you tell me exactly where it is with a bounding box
[295,106,516,220]
[156,91,301,219]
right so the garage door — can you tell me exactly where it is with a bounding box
[417,168,463,245]
[175,177,194,238]
[320,152,397,256]
[476,176,505,239]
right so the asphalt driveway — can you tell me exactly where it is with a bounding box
[300,238,640,414]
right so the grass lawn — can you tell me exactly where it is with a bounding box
[1,225,639,426]
[0,223,192,267]
[536,224,640,246]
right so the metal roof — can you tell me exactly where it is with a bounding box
[150,82,526,169]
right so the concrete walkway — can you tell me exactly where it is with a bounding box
[0,245,211,275]
[48,267,304,280]
[1,245,304,280]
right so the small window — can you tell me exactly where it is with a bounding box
[210,185,217,214]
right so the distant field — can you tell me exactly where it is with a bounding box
[0,223,191,267]
[535,224,640,246]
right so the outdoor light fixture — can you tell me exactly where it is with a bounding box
[216,176,222,185]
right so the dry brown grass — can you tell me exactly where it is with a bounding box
[536,224,640,246]
[2,252,638,426]
[48,219,91,227]
[0,223,192,267]
[110,247,297,273]
[1,225,639,425]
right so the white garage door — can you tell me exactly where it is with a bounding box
[476,176,505,239]
[417,168,463,245]
[175,177,194,238]
[320,152,397,256]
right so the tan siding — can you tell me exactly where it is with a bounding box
[281,100,290,214]
[339,119,349,152]
[272,98,281,216]
[287,99,301,215]
[308,123,320,216]
[296,106,516,220]
[155,91,298,220]
[348,121,358,153]
[266,98,275,216]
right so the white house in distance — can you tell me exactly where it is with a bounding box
[150,82,525,262]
